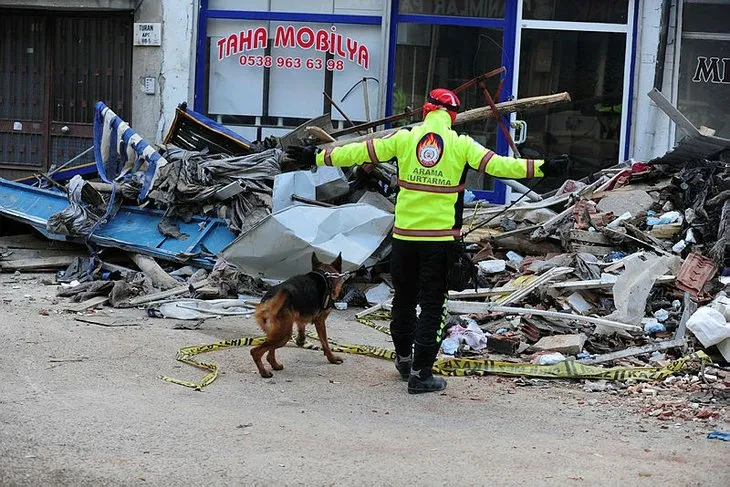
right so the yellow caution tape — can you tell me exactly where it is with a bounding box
[160,336,267,390]
[161,312,710,390]
[356,312,711,382]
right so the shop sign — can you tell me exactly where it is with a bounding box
[692,56,730,84]
[216,25,370,72]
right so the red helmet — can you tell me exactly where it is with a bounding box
[423,88,461,124]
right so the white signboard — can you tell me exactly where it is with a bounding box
[134,23,162,46]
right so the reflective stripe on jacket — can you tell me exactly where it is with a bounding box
[316,109,545,241]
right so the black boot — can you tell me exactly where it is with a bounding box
[395,354,412,381]
[408,370,446,394]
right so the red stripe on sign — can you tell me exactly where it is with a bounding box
[366,139,379,163]
[478,151,495,173]
[397,179,465,194]
[393,227,462,238]
[324,148,333,166]
[526,159,534,178]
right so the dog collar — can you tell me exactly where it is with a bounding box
[308,270,335,309]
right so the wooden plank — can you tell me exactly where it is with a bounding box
[449,275,676,299]
[0,256,78,271]
[324,93,572,148]
[0,249,86,261]
[675,292,696,341]
[648,88,700,138]
[0,234,80,251]
[446,300,642,332]
[126,279,210,306]
[129,253,180,290]
[64,296,109,312]
[578,338,687,365]
[74,316,140,327]
[551,275,675,291]
[496,267,573,306]
[355,298,393,319]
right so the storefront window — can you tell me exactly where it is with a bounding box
[394,23,503,148]
[677,1,730,138]
[517,30,626,183]
[523,0,628,23]
[399,0,505,18]
[204,17,383,139]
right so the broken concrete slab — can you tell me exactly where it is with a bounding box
[596,190,654,216]
[532,333,587,355]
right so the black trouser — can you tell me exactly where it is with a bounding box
[390,238,455,375]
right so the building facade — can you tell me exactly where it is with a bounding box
[1,0,728,199]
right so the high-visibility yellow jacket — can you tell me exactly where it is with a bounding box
[316,109,545,241]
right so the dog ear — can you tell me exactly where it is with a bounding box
[331,252,342,272]
[311,252,321,269]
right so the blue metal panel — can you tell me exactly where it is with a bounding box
[206,10,382,24]
[0,177,236,268]
[194,0,209,112]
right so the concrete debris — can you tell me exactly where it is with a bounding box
[1,87,729,393]
[596,190,654,216]
[532,333,588,355]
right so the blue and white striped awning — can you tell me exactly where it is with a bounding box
[93,101,168,200]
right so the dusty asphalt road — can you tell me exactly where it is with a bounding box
[1,273,728,486]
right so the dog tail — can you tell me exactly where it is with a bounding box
[255,289,290,334]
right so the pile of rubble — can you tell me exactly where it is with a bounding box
[437,156,730,368]
[1,87,729,403]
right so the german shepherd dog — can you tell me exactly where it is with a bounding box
[251,253,345,378]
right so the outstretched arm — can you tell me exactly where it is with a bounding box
[316,130,410,167]
[462,134,545,179]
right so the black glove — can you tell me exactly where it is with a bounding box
[540,154,571,177]
[281,145,318,172]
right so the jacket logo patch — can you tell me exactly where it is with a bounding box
[416,133,444,168]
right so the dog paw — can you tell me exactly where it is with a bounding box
[271,363,284,371]
[295,338,305,347]
[328,355,344,365]
[259,369,273,378]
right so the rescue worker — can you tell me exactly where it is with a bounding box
[283,88,570,394]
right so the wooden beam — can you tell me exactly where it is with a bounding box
[647,88,700,138]
[129,253,180,291]
[446,300,642,332]
[0,256,78,271]
[323,93,571,148]
[125,279,211,306]
[578,338,686,365]
[64,296,110,312]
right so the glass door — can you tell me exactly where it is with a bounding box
[511,0,634,189]
[392,0,519,203]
